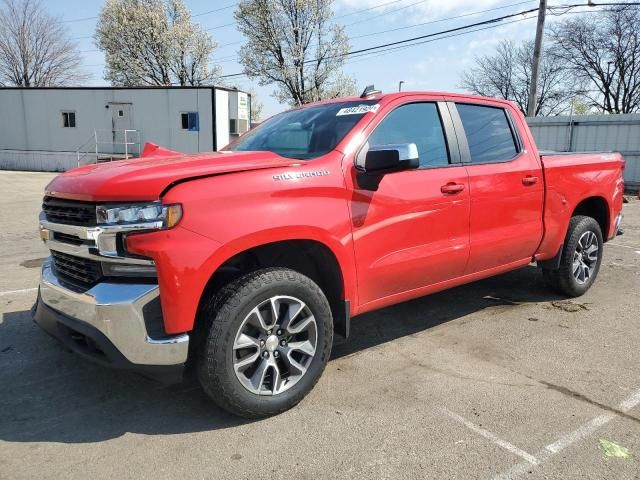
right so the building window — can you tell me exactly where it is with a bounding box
[181,112,199,131]
[62,111,76,128]
[118,109,124,117]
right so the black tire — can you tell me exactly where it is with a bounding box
[197,268,333,418]
[542,215,604,297]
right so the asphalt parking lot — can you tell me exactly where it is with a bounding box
[0,170,639,480]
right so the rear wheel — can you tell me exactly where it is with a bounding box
[197,268,333,418]
[542,215,603,297]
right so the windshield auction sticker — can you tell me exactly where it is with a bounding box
[336,104,380,116]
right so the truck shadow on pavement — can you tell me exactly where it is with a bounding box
[0,266,564,444]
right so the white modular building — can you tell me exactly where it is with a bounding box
[0,86,251,171]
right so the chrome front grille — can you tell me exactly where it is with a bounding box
[51,251,103,289]
[39,207,156,291]
[42,196,96,226]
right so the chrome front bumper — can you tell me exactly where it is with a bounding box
[36,258,189,367]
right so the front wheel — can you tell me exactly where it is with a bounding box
[542,215,604,297]
[197,268,333,418]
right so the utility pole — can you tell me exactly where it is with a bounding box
[527,0,547,117]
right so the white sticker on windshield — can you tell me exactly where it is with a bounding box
[336,104,380,116]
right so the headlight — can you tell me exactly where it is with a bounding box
[96,203,182,229]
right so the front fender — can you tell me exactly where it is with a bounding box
[130,158,357,333]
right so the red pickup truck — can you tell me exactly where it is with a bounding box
[33,90,625,417]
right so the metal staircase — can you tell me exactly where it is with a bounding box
[76,129,141,167]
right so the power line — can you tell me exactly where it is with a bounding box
[193,2,236,17]
[212,0,539,66]
[62,15,97,23]
[217,40,243,48]
[215,0,537,69]
[78,0,638,80]
[85,2,617,71]
[333,0,409,19]
[340,8,540,59]
[349,0,535,40]
[207,22,236,31]
[218,1,637,78]
[64,2,237,27]
[219,16,538,81]
[219,7,541,79]
[344,16,535,65]
[344,0,430,26]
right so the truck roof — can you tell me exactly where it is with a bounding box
[297,91,518,111]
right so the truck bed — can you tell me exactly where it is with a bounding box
[535,151,625,259]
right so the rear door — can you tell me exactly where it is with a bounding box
[345,97,471,307]
[446,99,544,274]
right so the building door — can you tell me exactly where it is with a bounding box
[109,103,133,155]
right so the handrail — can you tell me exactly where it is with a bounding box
[75,129,141,167]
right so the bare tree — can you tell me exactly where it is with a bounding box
[235,0,356,106]
[95,0,220,86]
[460,39,576,116]
[0,0,88,86]
[551,6,640,114]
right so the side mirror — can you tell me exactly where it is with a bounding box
[357,143,419,191]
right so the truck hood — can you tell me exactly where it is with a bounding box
[46,151,302,202]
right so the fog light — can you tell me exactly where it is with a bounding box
[101,263,157,278]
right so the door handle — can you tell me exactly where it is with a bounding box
[522,175,539,186]
[441,182,465,195]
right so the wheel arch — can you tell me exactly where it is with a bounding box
[539,195,610,270]
[571,196,610,241]
[193,236,354,356]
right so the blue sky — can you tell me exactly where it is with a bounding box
[48,0,599,117]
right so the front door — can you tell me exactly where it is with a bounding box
[346,98,471,308]
[446,100,544,274]
[109,103,133,155]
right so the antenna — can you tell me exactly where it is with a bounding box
[360,85,382,98]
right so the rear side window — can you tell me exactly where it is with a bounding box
[366,102,449,168]
[456,104,518,163]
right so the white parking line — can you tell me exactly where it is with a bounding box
[619,388,640,411]
[0,287,38,297]
[608,242,640,251]
[544,413,615,454]
[493,386,640,480]
[443,409,539,465]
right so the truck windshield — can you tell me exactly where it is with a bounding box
[225,100,379,160]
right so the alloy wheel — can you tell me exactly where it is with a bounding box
[232,295,317,395]
[572,230,599,284]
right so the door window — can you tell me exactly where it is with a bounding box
[365,103,449,168]
[456,104,519,163]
